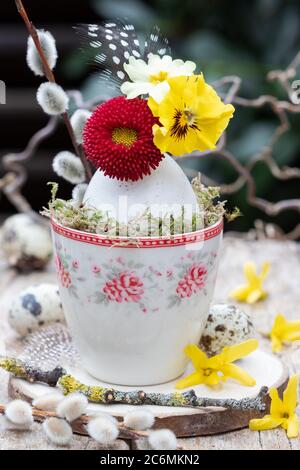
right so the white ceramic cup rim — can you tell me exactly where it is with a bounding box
[51,217,223,248]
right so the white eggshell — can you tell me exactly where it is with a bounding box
[200,304,254,356]
[1,214,52,270]
[8,284,65,336]
[83,155,199,223]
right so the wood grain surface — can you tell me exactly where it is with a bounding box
[0,237,299,450]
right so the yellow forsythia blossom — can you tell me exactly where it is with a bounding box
[175,339,258,389]
[249,374,299,439]
[270,313,300,353]
[229,261,270,304]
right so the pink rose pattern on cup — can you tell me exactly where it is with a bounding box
[103,271,144,303]
[54,247,84,298]
[55,245,218,312]
[176,264,207,299]
[55,254,72,289]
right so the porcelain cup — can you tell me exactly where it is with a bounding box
[51,218,223,386]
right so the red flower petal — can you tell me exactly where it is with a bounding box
[83,96,164,181]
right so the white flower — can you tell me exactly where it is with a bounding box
[5,400,33,426]
[56,393,88,422]
[87,416,119,445]
[121,54,196,102]
[70,109,92,144]
[148,429,177,450]
[52,151,85,184]
[37,82,69,115]
[26,30,58,77]
[43,417,73,446]
[124,409,155,431]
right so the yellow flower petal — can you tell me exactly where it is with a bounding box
[249,415,284,431]
[149,74,234,155]
[229,261,270,304]
[246,288,266,304]
[260,262,270,281]
[283,331,300,342]
[270,314,300,351]
[221,363,256,387]
[184,344,208,370]
[178,341,258,390]
[220,339,258,363]
[285,320,300,332]
[205,372,223,386]
[250,375,299,438]
[148,97,159,116]
[271,335,283,353]
[175,371,204,390]
[287,414,299,438]
[229,285,251,302]
[243,261,258,284]
[283,374,298,416]
[269,388,284,417]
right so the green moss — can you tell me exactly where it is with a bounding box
[42,177,239,236]
[0,358,27,378]
[58,374,106,402]
[169,391,189,406]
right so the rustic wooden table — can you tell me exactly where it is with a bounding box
[0,237,299,450]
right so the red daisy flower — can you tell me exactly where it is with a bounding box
[83,96,164,181]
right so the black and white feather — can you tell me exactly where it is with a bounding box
[75,21,171,90]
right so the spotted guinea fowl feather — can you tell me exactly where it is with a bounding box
[143,25,170,59]
[75,21,171,90]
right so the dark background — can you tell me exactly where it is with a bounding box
[1,0,300,234]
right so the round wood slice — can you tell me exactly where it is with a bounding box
[9,349,288,437]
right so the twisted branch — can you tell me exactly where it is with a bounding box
[0,2,299,239]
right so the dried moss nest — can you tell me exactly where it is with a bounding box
[42,178,240,237]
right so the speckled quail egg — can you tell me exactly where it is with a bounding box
[200,304,254,356]
[1,214,52,271]
[8,284,65,336]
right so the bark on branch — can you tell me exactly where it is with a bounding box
[0,356,267,412]
[14,0,92,181]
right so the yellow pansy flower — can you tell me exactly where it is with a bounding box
[229,261,270,304]
[249,374,299,439]
[148,74,234,156]
[269,313,300,353]
[175,339,258,389]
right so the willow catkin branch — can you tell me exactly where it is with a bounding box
[15,0,55,81]
[0,404,148,440]
[14,0,92,181]
[0,357,267,412]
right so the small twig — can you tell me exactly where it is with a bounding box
[15,0,92,181]
[0,357,66,387]
[0,356,267,412]
[58,375,268,411]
